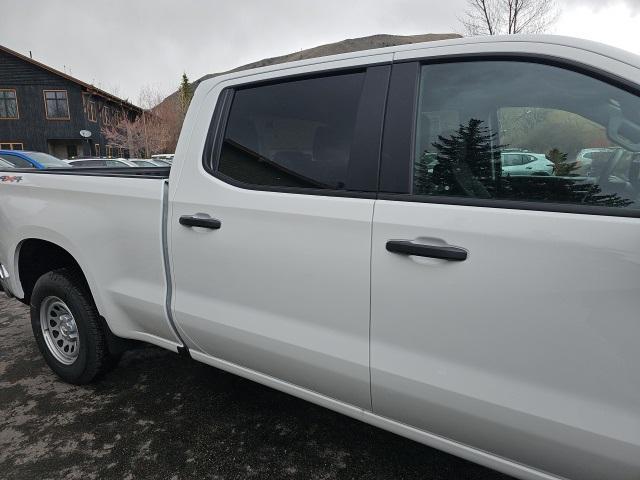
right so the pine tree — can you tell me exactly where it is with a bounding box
[179,73,193,115]
[430,118,501,197]
[413,152,436,195]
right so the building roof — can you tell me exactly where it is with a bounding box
[0,43,141,112]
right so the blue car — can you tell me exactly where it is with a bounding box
[0,150,69,169]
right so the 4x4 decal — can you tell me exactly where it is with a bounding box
[0,175,23,183]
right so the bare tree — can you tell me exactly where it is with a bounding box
[139,85,184,154]
[101,113,140,157]
[151,95,183,154]
[461,0,560,36]
[101,86,183,157]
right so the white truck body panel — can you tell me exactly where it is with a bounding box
[170,179,374,409]
[0,174,181,350]
[1,35,639,480]
[371,201,640,479]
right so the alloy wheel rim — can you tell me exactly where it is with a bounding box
[39,296,80,365]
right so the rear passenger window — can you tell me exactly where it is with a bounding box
[413,61,640,211]
[218,72,365,191]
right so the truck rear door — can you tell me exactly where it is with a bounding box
[169,63,390,409]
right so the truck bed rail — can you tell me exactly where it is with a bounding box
[1,167,171,179]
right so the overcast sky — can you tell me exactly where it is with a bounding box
[1,0,638,104]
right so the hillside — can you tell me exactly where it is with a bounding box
[163,33,461,105]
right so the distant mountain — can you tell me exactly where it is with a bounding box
[163,33,461,105]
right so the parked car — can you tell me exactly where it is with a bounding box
[148,158,172,166]
[151,153,174,164]
[1,35,640,480]
[64,158,138,168]
[575,147,620,175]
[130,159,158,167]
[0,150,69,169]
[501,151,555,175]
[131,159,171,167]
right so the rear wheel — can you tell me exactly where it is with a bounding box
[30,268,120,384]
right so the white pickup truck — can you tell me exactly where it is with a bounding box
[1,35,639,480]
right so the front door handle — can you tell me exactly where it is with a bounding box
[386,240,467,261]
[179,215,222,230]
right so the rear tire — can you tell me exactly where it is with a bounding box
[30,268,119,384]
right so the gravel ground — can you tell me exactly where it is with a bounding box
[0,294,513,480]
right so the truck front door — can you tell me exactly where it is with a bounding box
[370,59,640,480]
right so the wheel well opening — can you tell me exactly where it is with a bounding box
[18,239,91,304]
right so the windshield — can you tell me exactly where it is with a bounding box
[0,154,32,168]
[26,152,69,168]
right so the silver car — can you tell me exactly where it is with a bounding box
[501,151,554,176]
[64,158,138,168]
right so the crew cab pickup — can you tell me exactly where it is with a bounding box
[1,35,639,480]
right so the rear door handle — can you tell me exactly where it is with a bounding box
[386,240,467,261]
[179,215,222,230]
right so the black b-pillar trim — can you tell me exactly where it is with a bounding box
[346,65,391,192]
[379,61,420,195]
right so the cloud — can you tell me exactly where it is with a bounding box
[0,0,637,102]
[0,0,467,100]
[562,0,640,15]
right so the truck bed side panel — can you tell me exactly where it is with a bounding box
[0,172,181,350]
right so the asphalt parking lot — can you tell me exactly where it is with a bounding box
[0,295,513,480]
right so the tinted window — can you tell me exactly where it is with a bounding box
[218,72,365,190]
[413,61,640,210]
[0,154,32,168]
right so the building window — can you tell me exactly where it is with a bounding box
[0,142,24,150]
[106,145,113,157]
[0,89,19,119]
[101,106,111,125]
[87,101,97,122]
[95,144,100,156]
[43,90,70,119]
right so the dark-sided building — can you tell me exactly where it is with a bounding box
[0,44,141,158]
